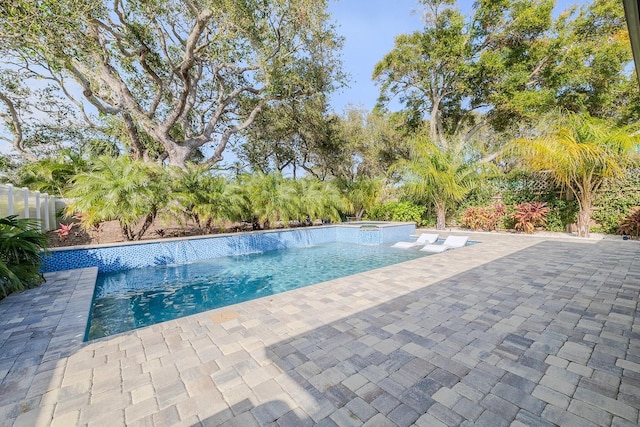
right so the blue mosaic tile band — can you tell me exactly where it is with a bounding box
[42,223,416,273]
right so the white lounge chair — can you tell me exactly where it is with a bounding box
[392,233,439,249]
[419,235,469,253]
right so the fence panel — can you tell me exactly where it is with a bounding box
[0,185,10,218]
[0,184,64,232]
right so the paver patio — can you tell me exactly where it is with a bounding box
[0,232,639,426]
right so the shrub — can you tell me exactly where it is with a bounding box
[511,202,550,233]
[618,207,640,238]
[366,201,426,224]
[592,169,640,234]
[65,156,169,241]
[544,199,579,232]
[460,203,506,231]
[0,216,49,299]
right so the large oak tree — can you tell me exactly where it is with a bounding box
[1,0,344,167]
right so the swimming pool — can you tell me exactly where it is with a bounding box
[86,241,432,340]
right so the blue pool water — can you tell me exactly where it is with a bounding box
[87,241,432,340]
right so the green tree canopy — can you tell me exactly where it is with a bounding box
[373,0,637,153]
[237,96,342,179]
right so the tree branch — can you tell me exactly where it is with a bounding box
[203,99,267,166]
[161,8,213,133]
[0,90,36,161]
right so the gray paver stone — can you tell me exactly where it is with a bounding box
[452,396,484,421]
[387,403,420,427]
[514,410,556,427]
[532,385,571,409]
[491,382,545,415]
[541,405,599,427]
[251,399,291,425]
[371,392,401,415]
[362,413,396,427]
[345,397,377,423]
[473,410,510,427]
[414,412,448,427]
[573,386,638,422]
[568,398,613,426]
[480,393,519,422]
[428,402,464,426]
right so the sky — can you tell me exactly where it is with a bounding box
[327,0,591,114]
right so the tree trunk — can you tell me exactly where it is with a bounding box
[576,195,592,238]
[430,98,441,145]
[135,210,157,240]
[122,112,147,161]
[435,203,446,230]
[121,223,134,241]
[166,144,193,169]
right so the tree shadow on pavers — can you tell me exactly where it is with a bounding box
[263,240,640,426]
[197,399,315,426]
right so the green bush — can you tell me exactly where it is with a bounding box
[65,156,169,241]
[0,216,49,299]
[545,199,579,232]
[592,169,640,234]
[366,201,426,224]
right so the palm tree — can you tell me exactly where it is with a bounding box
[240,172,299,229]
[169,164,243,232]
[12,149,90,195]
[336,176,384,221]
[293,178,343,224]
[65,156,169,240]
[392,136,484,230]
[504,112,640,237]
[0,216,48,298]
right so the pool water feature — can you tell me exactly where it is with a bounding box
[43,222,415,273]
[87,241,432,340]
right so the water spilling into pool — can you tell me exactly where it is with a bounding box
[87,241,431,340]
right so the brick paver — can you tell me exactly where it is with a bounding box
[1,232,639,426]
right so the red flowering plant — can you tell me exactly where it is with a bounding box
[460,203,507,231]
[511,202,550,234]
[618,207,640,239]
[53,223,75,241]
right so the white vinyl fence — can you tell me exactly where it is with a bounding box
[0,184,65,232]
